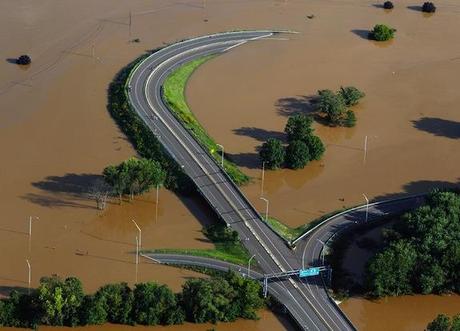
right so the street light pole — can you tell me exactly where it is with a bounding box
[363,135,368,163]
[28,216,39,253]
[260,197,269,222]
[261,161,267,196]
[363,193,369,223]
[248,254,256,278]
[26,259,31,294]
[155,184,159,223]
[216,144,224,167]
[135,236,139,283]
[131,219,142,248]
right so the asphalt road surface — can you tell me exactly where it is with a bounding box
[127,31,422,330]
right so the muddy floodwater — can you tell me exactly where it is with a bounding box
[1,0,460,330]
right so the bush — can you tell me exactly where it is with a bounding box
[259,138,285,169]
[285,114,314,142]
[422,2,436,13]
[344,110,356,127]
[316,89,347,126]
[370,24,396,41]
[286,140,310,169]
[339,86,365,107]
[16,55,31,65]
[305,135,325,161]
[383,1,394,9]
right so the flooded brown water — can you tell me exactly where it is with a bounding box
[1,0,460,330]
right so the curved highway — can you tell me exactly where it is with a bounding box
[126,31,420,330]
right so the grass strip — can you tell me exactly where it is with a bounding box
[162,55,250,186]
[149,242,251,266]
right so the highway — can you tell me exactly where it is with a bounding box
[126,30,421,330]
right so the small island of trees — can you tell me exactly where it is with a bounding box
[370,24,396,41]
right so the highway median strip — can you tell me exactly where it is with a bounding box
[162,55,251,186]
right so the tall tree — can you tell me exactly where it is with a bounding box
[284,114,314,142]
[259,138,285,169]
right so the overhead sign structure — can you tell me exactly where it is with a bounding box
[299,267,321,278]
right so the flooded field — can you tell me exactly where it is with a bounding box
[1,0,460,330]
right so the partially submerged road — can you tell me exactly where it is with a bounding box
[128,30,408,330]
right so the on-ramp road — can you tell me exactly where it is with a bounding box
[126,30,420,330]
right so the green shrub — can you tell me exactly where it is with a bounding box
[383,1,394,9]
[422,2,436,13]
[286,140,310,169]
[259,138,285,169]
[339,86,365,107]
[370,24,396,41]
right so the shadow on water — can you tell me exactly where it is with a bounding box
[412,117,460,139]
[6,58,17,64]
[233,127,285,142]
[371,3,384,9]
[275,95,317,117]
[21,173,103,209]
[0,285,29,297]
[226,152,260,170]
[351,29,371,40]
[407,5,423,12]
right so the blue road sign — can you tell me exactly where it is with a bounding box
[299,267,320,278]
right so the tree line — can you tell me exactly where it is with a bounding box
[366,191,460,297]
[0,271,264,329]
[427,314,460,331]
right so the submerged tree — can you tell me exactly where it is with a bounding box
[259,138,285,169]
[422,2,436,13]
[370,24,396,41]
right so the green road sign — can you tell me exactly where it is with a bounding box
[299,267,320,278]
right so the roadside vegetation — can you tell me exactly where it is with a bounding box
[107,52,193,194]
[266,217,310,243]
[0,272,264,329]
[149,223,251,266]
[370,24,396,41]
[427,314,460,331]
[259,114,325,170]
[366,191,460,297]
[162,55,250,185]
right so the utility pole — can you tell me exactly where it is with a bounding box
[26,259,31,294]
[260,197,269,222]
[261,161,267,196]
[131,219,142,248]
[129,10,132,39]
[28,216,39,253]
[363,193,369,223]
[363,135,368,163]
[155,184,159,222]
[135,236,139,283]
[216,144,224,167]
[248,254,256,278]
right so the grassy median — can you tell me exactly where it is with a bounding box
[147,224,251,266]
[162,55,250,186]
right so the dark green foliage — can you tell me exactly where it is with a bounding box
[286,140,310,169]
[316,89,348,126]
[103,157,166,200]
[259,138,285,169]
[0,271,263,328]
[422,2,436,13]
[285,114,314,142]
[16,55,31,65]
[79,295,107,325]
[37,276,84,326]
[344,110,356,127]
[305,134,325,161]
[366,191,460,297]
[383,1,394,9]
[339,86,365,107]
[107,54,193,194]
[370,24,396,41]
[181,271,263,323]
[203,223,239,244]
[133,282,184,325]
[427,314,451,331]
[95,283,134,324]
[452,315,460,331]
